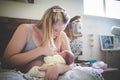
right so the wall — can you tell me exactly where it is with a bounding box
[80,15,120,68]
[0,0,83,19]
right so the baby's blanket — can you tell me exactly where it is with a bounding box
[20,66,104,80]
[0,66,104,80]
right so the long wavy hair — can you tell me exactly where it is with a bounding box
[36,5,70,47]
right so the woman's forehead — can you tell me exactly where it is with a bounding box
[53,21,66,27]
[54,21,65,25]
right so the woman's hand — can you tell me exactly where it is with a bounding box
[39,43,58,56]
[39,63,75,80]
[39,64,60,80]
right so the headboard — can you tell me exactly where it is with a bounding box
[0,17,39,59]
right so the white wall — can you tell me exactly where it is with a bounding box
[0,0,83,19]
[80,15,120,68]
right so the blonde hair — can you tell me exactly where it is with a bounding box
[36,5,70,46]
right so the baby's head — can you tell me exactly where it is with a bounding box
[62,50,74,65]
[63,50,73,54]
[44,54,66,65]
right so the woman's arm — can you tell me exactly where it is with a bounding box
[60,31,72,52]
[59,31,74,64]
[3,24,44,67]
[39,63,75,80]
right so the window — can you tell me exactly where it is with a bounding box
[84,0,120,19]
[84,0,104,16]
[105,0,120,19]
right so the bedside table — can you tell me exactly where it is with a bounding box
[102,68,120,80]
[75,60,92,67]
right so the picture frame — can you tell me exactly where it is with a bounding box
[99,35,114,51]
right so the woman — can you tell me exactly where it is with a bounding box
[2,5,74,80]
[64,16,82,59]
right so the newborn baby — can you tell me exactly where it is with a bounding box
[26,50,74,78]
[26,54,66,78]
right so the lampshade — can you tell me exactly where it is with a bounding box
[111,26,120,36]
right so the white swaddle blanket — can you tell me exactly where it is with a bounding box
[20,66,104,80]
[26,55,66,78]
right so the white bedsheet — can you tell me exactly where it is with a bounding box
[58,66,104,80]
[0,66,104,80]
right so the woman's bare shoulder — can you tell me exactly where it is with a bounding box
[16,24,35,33]
[12,24,35,42]
[59,31,69,42]
[60,31,68,38]
[18,24,34,29]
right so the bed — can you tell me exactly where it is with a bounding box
[0,17,118,80]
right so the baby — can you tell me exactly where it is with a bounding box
[26,50,73,78]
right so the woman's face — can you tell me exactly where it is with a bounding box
[53,21,66,38]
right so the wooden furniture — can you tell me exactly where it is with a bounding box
[102,68,120,80]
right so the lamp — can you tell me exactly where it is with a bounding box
[111,26,120,36]
[111,26,120,49]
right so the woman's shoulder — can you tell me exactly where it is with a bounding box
[59,31,69,41]
[16,24,35,32]
[18,24,34,29]
[60,31,67,37]
[13,24,36,40]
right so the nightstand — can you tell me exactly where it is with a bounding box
[102,68,120,80]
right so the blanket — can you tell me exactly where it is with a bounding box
[20,66,104,80]
[0,66,104,80]
[26,55,66,78]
